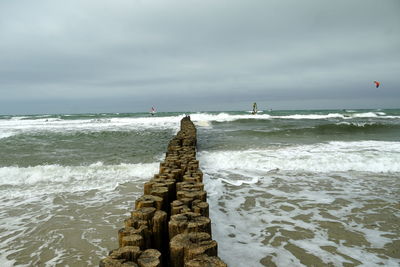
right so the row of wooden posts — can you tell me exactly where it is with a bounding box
[100,116,227,267]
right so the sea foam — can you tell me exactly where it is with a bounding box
[0,116,184,139]
[199,141,400,178]
[202,157,400,266]
[0,162,159,198]
[190,111,396,123]
[1,111,397,139]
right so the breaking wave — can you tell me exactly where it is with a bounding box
[0,162,159,197]
[198,141,400,177]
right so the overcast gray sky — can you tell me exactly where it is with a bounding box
[0,0,399,114]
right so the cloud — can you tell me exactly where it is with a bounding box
[0,0,399,114]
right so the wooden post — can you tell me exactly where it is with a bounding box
[168,212,211,240]
[100,246,142,267]
[169,232,218,267]
[192,200,209,218]
[150,187,169,211]
[151,210,168,254]
[135,195,163,210]
[177,189,207,203]
[132,207,157,223]
[176,182,204,192]
[137,249,162,267]
[121,234,144,249]
[118,225,149,248]
[185,254,227,267]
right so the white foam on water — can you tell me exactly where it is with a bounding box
[189,111,399,123]
[10,116,30,120]
[382,115,400,119]
[200,142,400,266]
[350,112,379,118]
[220,176,260,186]
[189,112,346,121]
[0,254,16,267]
[193,120,212,127]
[0,162,159,197]
[276,112,396,120]
[1,111,398,138]
[0,115,185,138]
[277,113,345,120]
[199,141,400,175]
[0,160,150,266]
[347,112,400,119]
[190,112,272,122]
[245,110,264,114]
[0,161,151,266]
[0,131,14,139]
[336,121,383,127]
[204,173,399,266]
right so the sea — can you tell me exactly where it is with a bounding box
[0,109,399,267]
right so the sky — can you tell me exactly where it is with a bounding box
[0,0,399,114]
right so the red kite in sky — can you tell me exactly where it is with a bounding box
[374,81,380,88]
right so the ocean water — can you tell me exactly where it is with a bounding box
[0,109,399,266]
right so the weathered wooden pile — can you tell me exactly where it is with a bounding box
[100,116,227,267]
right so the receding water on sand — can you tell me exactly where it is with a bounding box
[0,181,148,266]
[202,168,399,266]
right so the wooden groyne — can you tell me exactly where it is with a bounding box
[100,116,227,267]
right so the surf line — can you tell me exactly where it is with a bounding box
[100,116,227,267]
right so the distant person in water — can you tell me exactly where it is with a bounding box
[252,102,258,115]
[150,107,156,116]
